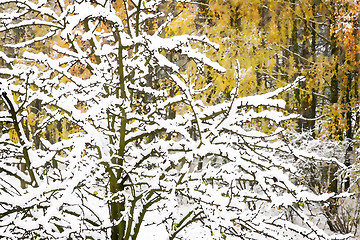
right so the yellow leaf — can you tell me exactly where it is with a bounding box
[28,112,37,126]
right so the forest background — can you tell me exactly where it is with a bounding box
[0,0,359,239]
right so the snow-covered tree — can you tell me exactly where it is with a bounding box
[0,0,351,239]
